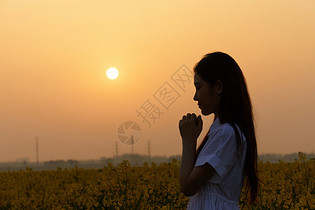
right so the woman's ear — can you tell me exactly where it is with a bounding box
[215,80,223,95]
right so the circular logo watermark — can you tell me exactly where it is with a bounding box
[117,121,142,145]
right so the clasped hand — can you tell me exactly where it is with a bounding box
[179,113,203,142]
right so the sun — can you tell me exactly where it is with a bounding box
[106,67,119,80]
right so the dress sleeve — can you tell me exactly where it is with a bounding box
[194,125,238,183]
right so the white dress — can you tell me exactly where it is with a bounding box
[187,118,247,210]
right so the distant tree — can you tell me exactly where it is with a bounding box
[67,159,79,166]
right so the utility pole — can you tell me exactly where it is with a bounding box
[115,141,119,162]
[36,136,39,165]
[148,140,151,163]
[131,135,134,155]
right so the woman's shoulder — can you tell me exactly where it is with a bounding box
[209,118,234,136]
[220,122,235,133]
[216,122,236,137]
[213,122,246,143]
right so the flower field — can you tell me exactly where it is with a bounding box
[0,153,314,209]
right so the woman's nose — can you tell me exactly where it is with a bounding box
[193,92,198,101]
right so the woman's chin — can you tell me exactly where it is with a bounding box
[201,109,211,116]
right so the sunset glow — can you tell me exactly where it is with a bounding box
[0,0,314,162]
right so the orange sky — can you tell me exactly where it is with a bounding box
[0,0,315,162]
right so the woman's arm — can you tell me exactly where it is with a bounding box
[180,137,215,196]
[179,113,215,196]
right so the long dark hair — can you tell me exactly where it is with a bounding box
[194,52,259,204]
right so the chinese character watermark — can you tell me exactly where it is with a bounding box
[116,64,193,145]
[171,64,194,92]
[136,64,192,129]
[136,99,164,128]
[153,82,180,110]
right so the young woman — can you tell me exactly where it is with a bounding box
[178,52,259,209]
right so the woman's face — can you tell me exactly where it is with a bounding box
[193,73,221,116]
